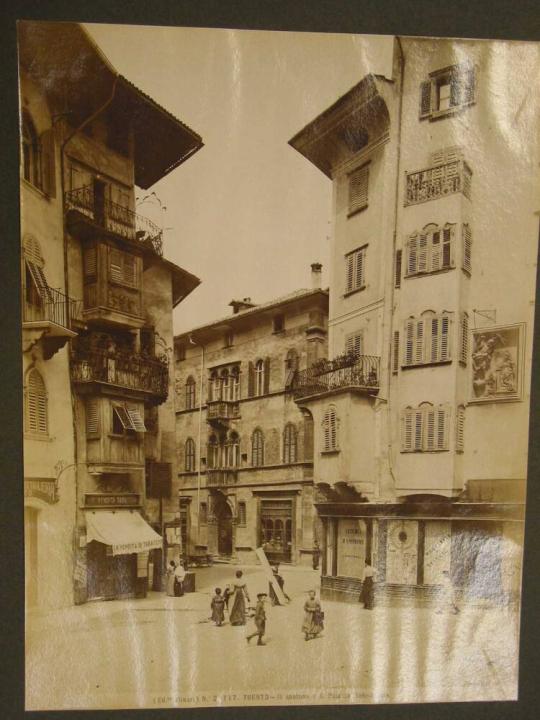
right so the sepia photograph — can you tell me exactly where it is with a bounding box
[18,17,540,711]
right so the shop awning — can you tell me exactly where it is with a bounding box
[86,510,162,556]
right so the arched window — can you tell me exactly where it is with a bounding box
[209,370,220,401]
[207,434,219,469]
[283,422,298,463]
[221,369,230,401]
[185,437,196,471]
[251,428,265,466]
[25,368,48,435]
[226,431,240,467]
[231,366,240,400]
[322,405,338,452]
[255,359,265,397]
[22,112,42,189]
[185,376,196,410]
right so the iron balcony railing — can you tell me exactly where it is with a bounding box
[23,285,83,329]
[293,353,380,400]
[65,186,163,256]
[405,160,472,206]
[206,400,240,422]
[71,347,169,398]
[206,469,238,487]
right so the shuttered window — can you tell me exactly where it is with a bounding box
[402,404,450,452]
[345,246,367,294]
[113,404,146,432]
[395,249,402,288]
[185,376,196,409]
[460,312,469,364]
[126,405,146,432]
[25,368,48,435]
[251,429,265,466]
[420,65,476,120]
[403,313,452,367]
[185,438,196,471]
[322,405,339,452]
[109,247,138,288]
[345,332,363,357]
[84,247,97,277]
[86,398,99,435]
[237,502,247,526]
[23,237,54,304]
[462,224,472,274]
[348,163,369,215]
[456,406,465,453]
[283,423,298,464]
[406,225,455,277]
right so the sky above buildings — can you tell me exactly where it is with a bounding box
[85,23,394,333]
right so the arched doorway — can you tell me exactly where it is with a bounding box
[214,494,233,556]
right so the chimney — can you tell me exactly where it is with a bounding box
[311,262,322,289]
[229,297,256,315]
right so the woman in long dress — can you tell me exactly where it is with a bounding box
[302,590,324,640]
[359,561,375,610]
[229,570,250,626]
[165,561,176,597]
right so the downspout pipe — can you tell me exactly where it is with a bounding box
[189,334,205,548]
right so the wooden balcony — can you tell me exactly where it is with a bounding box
[206,400,240,426]
[404,159,472,206]
[65,186,163,256]
[293,352,380,401]
[71,347,169,401]
[207,469,238,487]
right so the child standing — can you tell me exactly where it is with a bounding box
[246,592,267,646]
[211,587,226,626]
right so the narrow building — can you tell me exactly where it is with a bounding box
[173,268,328,566]
[19,21,203,607]
[289,38,539,603]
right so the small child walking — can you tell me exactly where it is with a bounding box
[211,587,226,626]
[246,592,267,646]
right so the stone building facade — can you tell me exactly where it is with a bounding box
[289,38,539,603]
[174,275,328,566]
[19,21,202,608]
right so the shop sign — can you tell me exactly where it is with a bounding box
[423,521,451,585]
[24,478,58,505]
[337,519,366,578]
[84,493,140,508]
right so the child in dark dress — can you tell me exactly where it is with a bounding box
[211,587,226,626]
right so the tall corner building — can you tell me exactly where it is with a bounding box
[288,38,540,603]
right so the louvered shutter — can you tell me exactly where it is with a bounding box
[462,224,472,273]
[456,407,465,452]
[123,254,137,287]
[440,315,450,361]
[86,399,99,435]
[407,235,418,275]
[437,407,447,450]
[26,259,52,302]
[442,227,452,267]
[84,247,97,277]
[402,410,413,451]
[431,230,441,271]
[460,313,469,364]
[429,317,439,362]
[349,164,369,213]
[126,406,146,432]
[419,80,432,118]
[418,233,428,273]
[264,357,271,394]
[345,253,354,293]
[392,331,400,373]
[247,362,255,397]
[40,129,56,198]
[114,405,133,430]
[109,249,123,284]
[415,319,424,364]
[450,70,461,107]
[414,409,423,450]
[462,66,476,105]
[26,369,47,435]
[395,249,402,288]
[426,408,436,451]
[404,320,414,366]
[356,248,365,288]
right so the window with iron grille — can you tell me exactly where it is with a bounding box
[185,376,196,410]
[419,63,476,120]
[283,423,298,463]
[345,245,367,294]
[403,312,453,367]
[25,367,48,436]
[185,438,196,472]
[251,428,265,466]
[401,403,450,452]
[322,405,339,452]
[348,163,369,215]
[406,224,455,277]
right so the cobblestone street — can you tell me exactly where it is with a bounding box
[26,564,520,710]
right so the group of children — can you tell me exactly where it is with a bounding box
[209,581,324,646]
